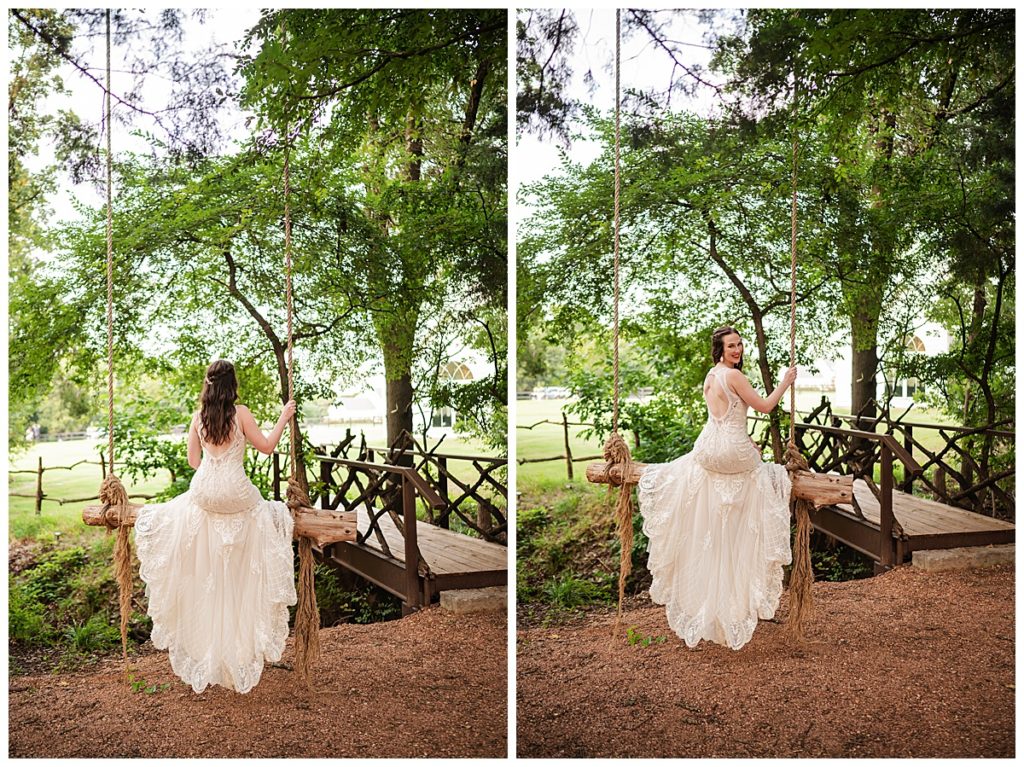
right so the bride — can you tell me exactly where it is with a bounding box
[638,326,797,650]
[134,359,298,693]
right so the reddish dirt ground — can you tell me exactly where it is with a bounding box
[10,607,506,758]
[517,565,1014,758]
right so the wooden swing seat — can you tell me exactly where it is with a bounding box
[82,502,356,548]
[585,460,854,507]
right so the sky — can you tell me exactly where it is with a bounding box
[516,8,724,191]
[26,8,263,225]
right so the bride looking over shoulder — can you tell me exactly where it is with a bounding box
[638,325,797,650]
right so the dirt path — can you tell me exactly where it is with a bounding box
[10,607,506,758]
[517,565,1013,758]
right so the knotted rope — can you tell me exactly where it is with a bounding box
[282,115,321,685]
[605,9,637,637]
[784,69,813,640]
[97,9,133,668]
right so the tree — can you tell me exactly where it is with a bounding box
[8,8,240,448]
[713,8,1014,423]
[520,108,843,458]
[238,9,508,454]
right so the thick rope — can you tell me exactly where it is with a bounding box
[99,8,133,668]
[283,106,320,684]
[606,9,637,638]
[104,10,115,476]
[287,477,319,684]
[785,445,814,640]
[603,431,635,636]
[612,8,622,434]
[785,70,813,640]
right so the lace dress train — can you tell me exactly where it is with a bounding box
[134,415,296,693]
[637,367,791,650]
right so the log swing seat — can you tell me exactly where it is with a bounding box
[586,11,854,640]
[81,11,354,683]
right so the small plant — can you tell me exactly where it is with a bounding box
[541,574,608,608]
[64,614,122,653]
[625,625,667,648]
[127,670,171,695]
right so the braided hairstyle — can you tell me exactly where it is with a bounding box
[711,326,744,370]
[198,359,238,446]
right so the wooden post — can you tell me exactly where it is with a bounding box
[477,504,492,536]
[932,465,947,501]
[562,412,574,480]
[272,451,281,501]
[100,449,107,480]
[319,448,331,508]
[879,443,895,570]
[961,434,974,494]
[901,425,914,493]
[35,457,43,515]
[437,456,450,529]
[402,474,421,613]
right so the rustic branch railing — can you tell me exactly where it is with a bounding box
[286,431,508,544]
[781,401,1015,521]
[270,451,445,609]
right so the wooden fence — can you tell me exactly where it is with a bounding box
[8,455,156,515]
[785,401,1015,521]
[515,413,604,480]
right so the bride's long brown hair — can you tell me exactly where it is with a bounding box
[198,360,238,446]
[711,326,744,370]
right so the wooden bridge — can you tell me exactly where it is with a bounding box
[271,435,508,613]
[759,406,1015,572]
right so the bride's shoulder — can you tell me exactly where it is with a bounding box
[723,367,749,385]
[235,404,252,417]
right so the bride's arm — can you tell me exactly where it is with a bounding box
[236,402,296,455]
[187,415,202,469]
[726,367,797,414]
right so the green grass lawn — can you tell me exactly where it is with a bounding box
[9,439,172,543]
[516,398,606,494]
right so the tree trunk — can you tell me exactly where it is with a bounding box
[849,304,880,427]
[379,320,417,464]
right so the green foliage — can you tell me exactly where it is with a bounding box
[64,614,122,654]
[20,546,87,603]
[127,670,172,695]
[238,9,508,442]
[809,534,875,582]
[8,585,47,643]
[542,574,611,608]
[295,562,403,628]
[517,484,624,612]
[625,625,667,648]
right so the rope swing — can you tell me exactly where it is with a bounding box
[83,14,356,686]
[586,12,854,642]
[783,72,815,640]
[599,9,639,637]
[281,126,321,685]
[94,8,134,669]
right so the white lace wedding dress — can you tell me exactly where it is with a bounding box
[638,366,792,650]
[134,413,296,693]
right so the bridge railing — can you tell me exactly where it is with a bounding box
[271,450,445,609]
[294,431,507,544]
[773,402,1015,522]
